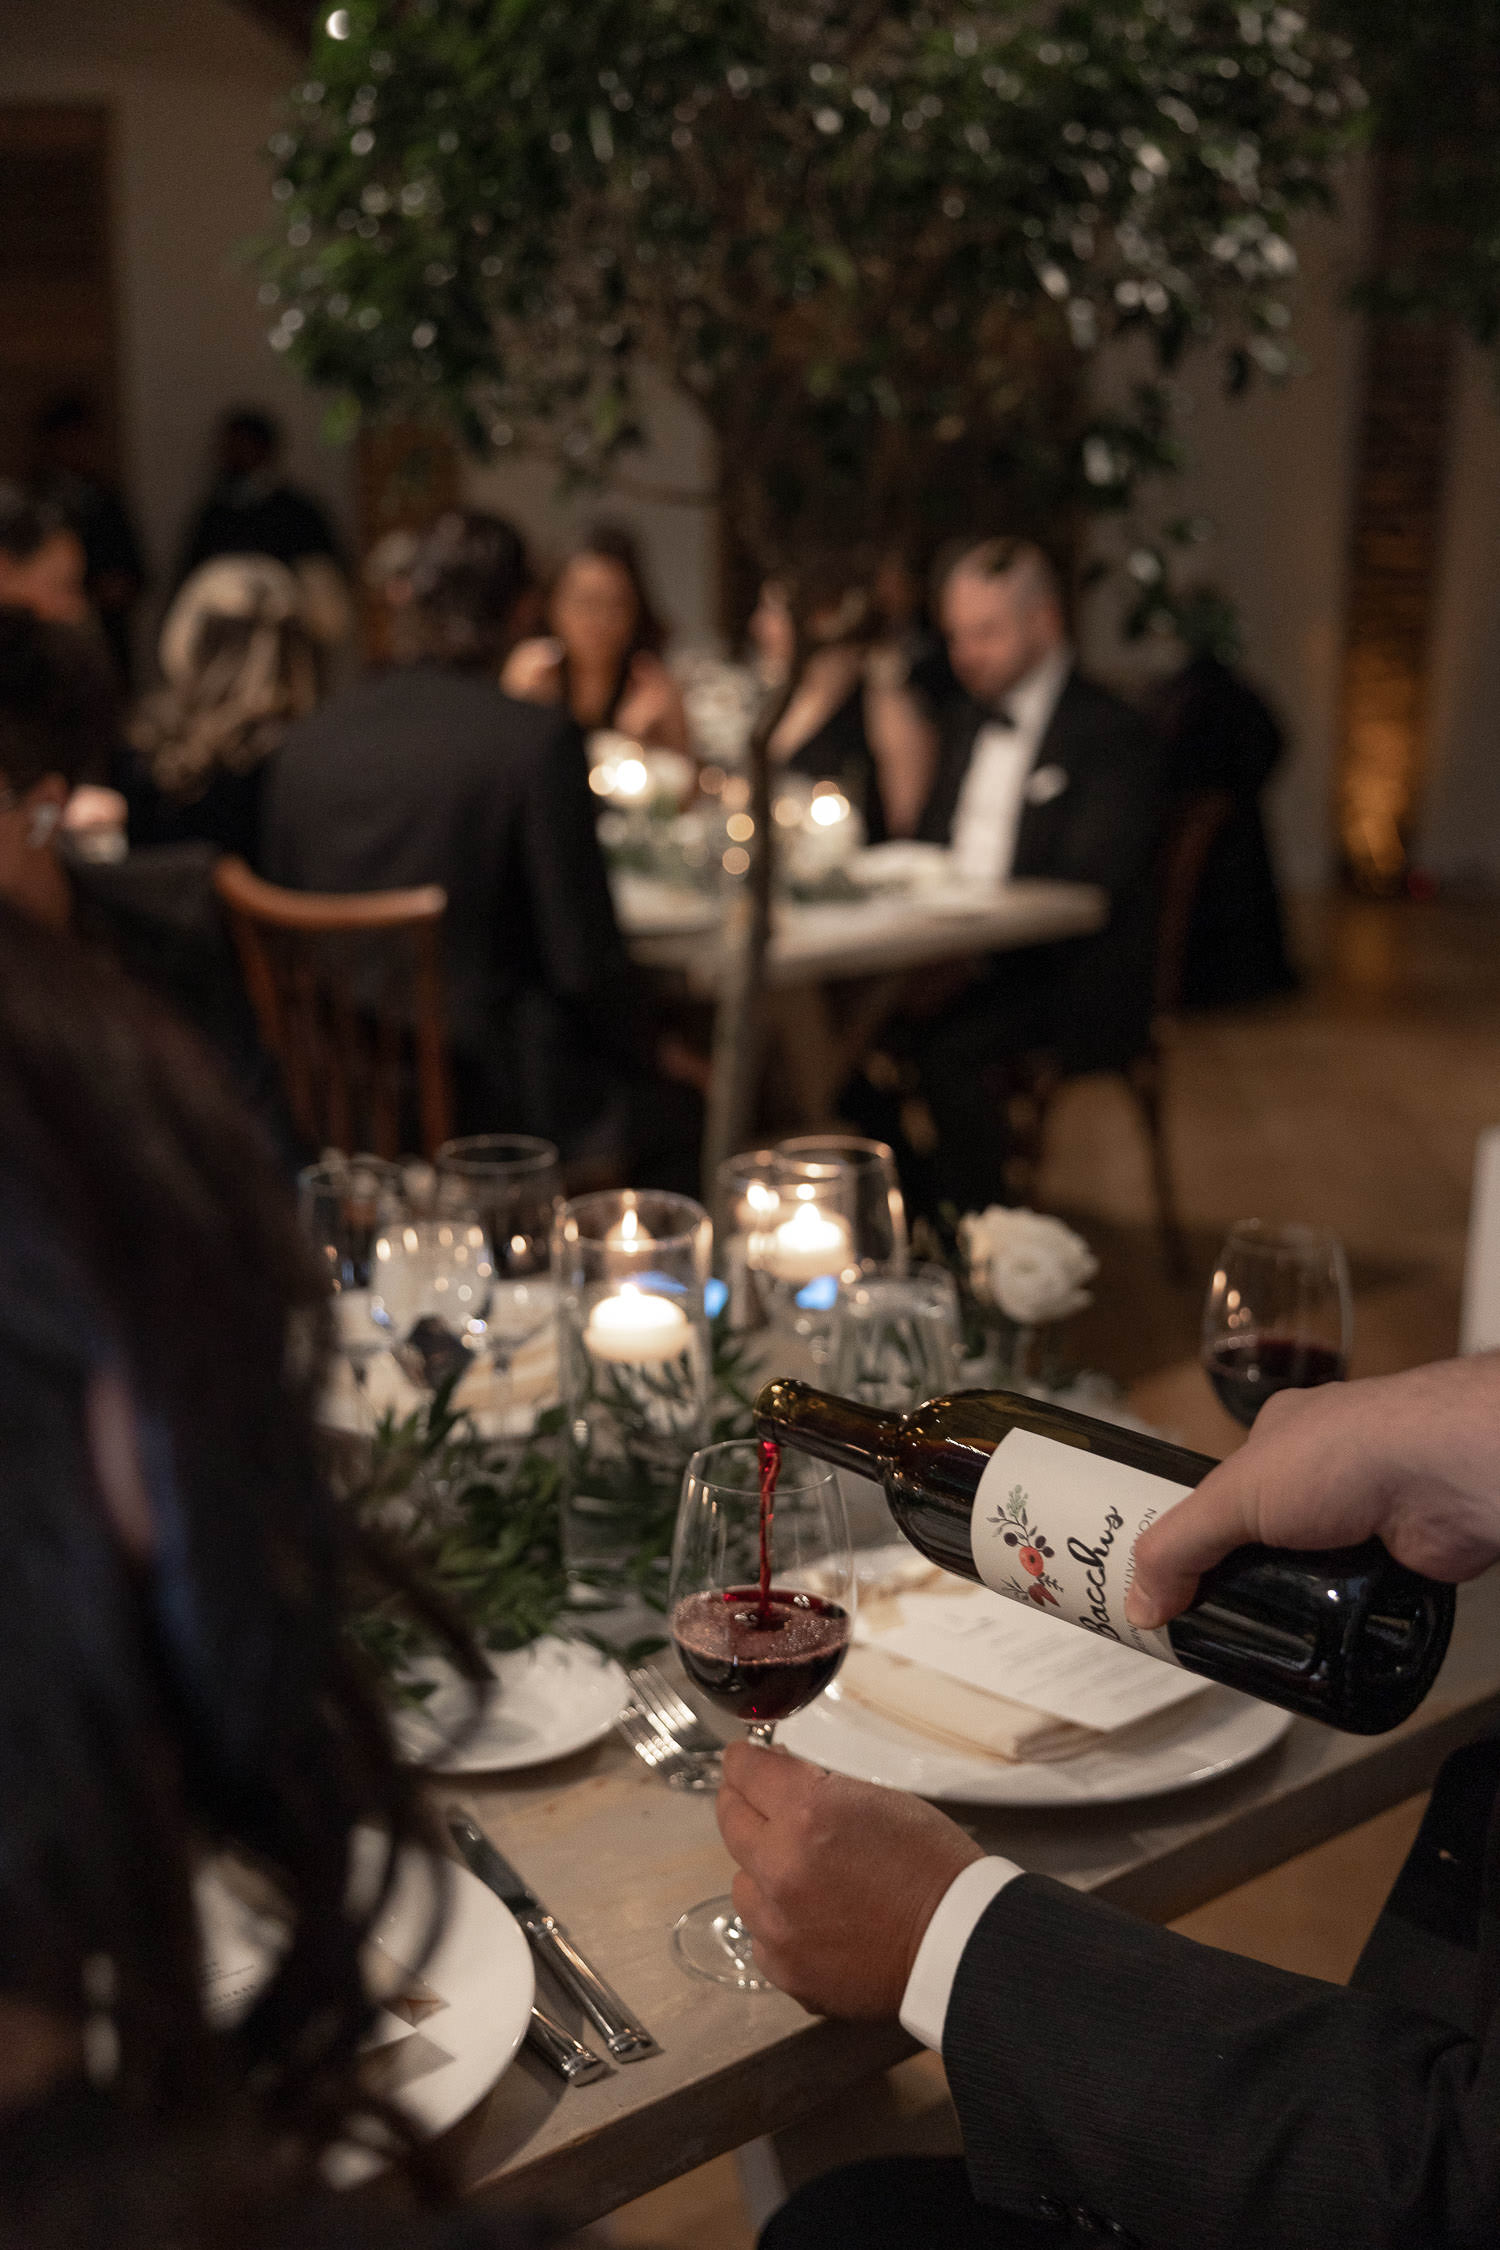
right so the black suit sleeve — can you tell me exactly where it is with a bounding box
[944,1873,1500,2250]
[1045,707,1164,904]
[516,712,642,1071]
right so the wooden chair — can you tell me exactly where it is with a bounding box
[213,857,455,1159]
[997,790,1235,1279]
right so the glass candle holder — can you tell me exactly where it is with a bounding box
[713,1147,784,1332]
[554,1188,712,1590]
[774,1133,909,1275]
[743,1154,856,1378]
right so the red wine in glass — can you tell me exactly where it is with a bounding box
[672,1587,851,1724]
[1202,1221,1352,1430]
[667,1437,854,1991]
[1207,1335,1348,1429]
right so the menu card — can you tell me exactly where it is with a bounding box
[855,1568,1206,1733]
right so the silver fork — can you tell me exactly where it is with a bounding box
[627,1663,724,1756]
[615,1703,720,1792]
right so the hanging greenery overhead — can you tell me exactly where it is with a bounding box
[259,2,1362,572]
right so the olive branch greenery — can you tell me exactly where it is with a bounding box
[340,1316,761,1699]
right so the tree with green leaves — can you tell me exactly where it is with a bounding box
[260,0,1361,1162]
[264,1,1360,579]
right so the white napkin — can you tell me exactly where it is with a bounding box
[846,1556,1204,1762]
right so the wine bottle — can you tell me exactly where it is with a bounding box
[753,1379,1455,1735]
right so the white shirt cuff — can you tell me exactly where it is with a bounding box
[898,1857,1025,2052]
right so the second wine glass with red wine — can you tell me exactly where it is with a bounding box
[1202,1219,1353,1429]
[667,1439,854,1988]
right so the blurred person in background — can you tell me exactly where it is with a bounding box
[30,395,147,690]
[177,410,344,590]
[0,606,289,1141]
[748,571,938,844]
[0,485,126,832]
[1149,589,1297,1010]
[872,546,957,719]
[122,555,350,862]
[0,482,89,629]
[883,536,1166,1213]
[265,510,698,1182]
[501,522,690,753]
[0,905,535,2250]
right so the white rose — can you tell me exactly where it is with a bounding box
[958,1206,1098,1326]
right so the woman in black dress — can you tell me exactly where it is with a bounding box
[749,575,936,844]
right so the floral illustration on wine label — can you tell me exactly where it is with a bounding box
[987,1483,1061,1608]
[970,1429,1192,1665]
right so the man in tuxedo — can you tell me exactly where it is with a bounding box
[906,539,1165,1211]
[720,1351,1500,2249]
[262,510,648,1162]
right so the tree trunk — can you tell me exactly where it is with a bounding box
[699,655,799,1199]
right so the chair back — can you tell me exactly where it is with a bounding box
[1153,789,1235,1019]
[212,856,454,1158]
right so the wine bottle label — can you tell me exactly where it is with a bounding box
[971,1430,1191,1663]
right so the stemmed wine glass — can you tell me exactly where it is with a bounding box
[667,1441,854,1990]
[1202,1219,1352,1428]
[298,1156,407,1425]
[436,1135,562,1424]
[369,1209,496,1397]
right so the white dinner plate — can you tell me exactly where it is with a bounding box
[780,1675,1292,1806]
[200,1831,534,2177]
[395,1635,629,1773]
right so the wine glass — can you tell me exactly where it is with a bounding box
[370,1210,496,1397]
[774,1134,908,1275]
[436,1135,562,1422]
[1202,1220,1352,1428]
[831,1262,962,1411]
[668,1440,854,1989]
[298,1156,407,1422]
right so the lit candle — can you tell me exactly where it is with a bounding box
[757,1202,852,1285]
[584,1283,690,1365]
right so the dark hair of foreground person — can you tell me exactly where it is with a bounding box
[0,905,519,2248]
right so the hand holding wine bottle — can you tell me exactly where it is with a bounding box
[1128,1353,1500,1632]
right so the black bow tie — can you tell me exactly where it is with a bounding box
[983,704,1017,729]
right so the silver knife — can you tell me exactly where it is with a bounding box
[525,2002,612,2085]
[447,1812,660,2063]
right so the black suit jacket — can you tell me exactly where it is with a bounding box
[262,665,638,1145]
[945,1736,1500,2248]
[916,670,1166,1072]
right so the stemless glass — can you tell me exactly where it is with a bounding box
[831,1262,962,1411]
[668,1440,854,1989]
[298,1156,407,1411]
[1201,1220,1353,1429]
[775,1133,909,1275]
[436,1136,562,1416]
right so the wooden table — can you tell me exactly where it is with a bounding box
[618,876,1107,1126]
[439,1571,1500,2233]
[620,879,1106,992]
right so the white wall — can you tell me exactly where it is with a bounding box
[1081,166,1373,891]
[1,0,354,621]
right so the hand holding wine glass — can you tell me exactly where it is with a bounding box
[1202,1219,1352,1428]
[667,1439,854,1987]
